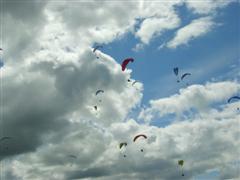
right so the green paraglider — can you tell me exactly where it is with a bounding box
[178,160,184,176]
[119,142,127,149]
[119,142,127,157]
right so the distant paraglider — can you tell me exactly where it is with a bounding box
[93,45,103,53]
[133,134,147,152]
[178,160,185,176]
[0,136,12,150]
[119,142,127,149]
[68,154,77,159]
[227,96,240,103]
[93,45,103,59]
[96,90,104,96]
[122,58,134,71]
[96,90,104,102]
[67,154,77,166]
[227,96,240,110]
[0,136,11,142]
[119,142,127,157]
[133,134,147,142]
[132,80,139,86]
[173,67,180,83]
[181,73,191,81]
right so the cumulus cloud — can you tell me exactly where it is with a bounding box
[139,81,240,122]
[135,14,180,45]
[0,0,143,162]
[166,17,216,49]
[1,1,239,180]
[3,114,240,179]
[185,0,236,15]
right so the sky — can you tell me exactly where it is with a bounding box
[0,0,239,180]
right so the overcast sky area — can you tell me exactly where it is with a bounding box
[0,0,240,180]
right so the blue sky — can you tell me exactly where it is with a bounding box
[104,2,239,105]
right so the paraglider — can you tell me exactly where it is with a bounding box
[121,58,134,71]
[132,80,139,86]
[173,67,178,76]
[96,90,104,96]
[67,154,77,166]
[0,136,11,142]
[173,67,180,82]
[227,96,240,110]
[181,73,191,80]
[227,96,240,103]
[119,142,127,157]
[133,134,147,142]
[93,45,103,53]
[119,142,127,149]
[178,160,184,176]
[93,45,103,59]
[0,137,12,150]
[95,90,104,102]
[94,105,98,111]
[68,154,77,159]
[133,134,147,152]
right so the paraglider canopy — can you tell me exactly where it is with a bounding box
[119,142,127,158]
[96,90,104,96]
[178,160,184,176]
[227,96,240,103]
[119,142,127,149]
[68,155,77,159]
[173,67,179,76]
[93,45,103,53]
[132,80,139,86]
[121,58,134,71]
[133,134,147,142]
[181,73,191,80]
[0,136,11,142]
[178,160,184,166]
[133,134,147,152]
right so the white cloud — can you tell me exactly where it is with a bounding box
[135,15,180,45]
[4,114,240,179]
[134,1,182,48]
[139,81,240,122]
[1,1,239,179]
[166,17,216,49]
[185,0,236,15]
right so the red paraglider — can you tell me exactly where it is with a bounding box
[133,134,147,142]
[121,58,134,71]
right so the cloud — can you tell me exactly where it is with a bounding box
[0,8,143,160]
[184,0,236,15]
[139,81,240,122]
[133,1,182,49]
[166,17,216,49]
[135,14,180,45]
[4,114,240,179]
[1,1,239,180]
[3,0,47,62]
